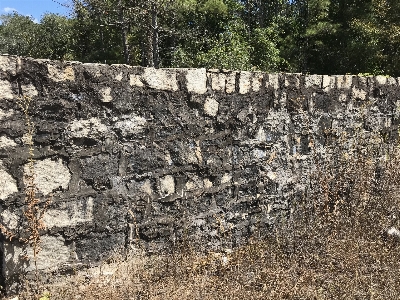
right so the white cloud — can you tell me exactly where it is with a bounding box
[3,7,17,13]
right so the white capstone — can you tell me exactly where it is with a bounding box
[252,73,264,92]
[239,71,251,94]
[337,75,353,89]
[375,75,387,85]
[24,158,71,195]
[211,72,226,92]
[387,77,397,85]
[68,117,108,138]
[47,64,75,82]
[0,80,14,99]
[160,175,175,196]
[305,74,322,88]
[204,96,219,116]
[322,75,333,90]
[267,74,279,89]
[284,74,300,88]
[0,136,17,149]
[186,68,207,94]
[142,68,179,91]
[0,162,18,200]
[226,72,237,93]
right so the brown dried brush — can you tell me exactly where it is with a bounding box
[16,95,51,291]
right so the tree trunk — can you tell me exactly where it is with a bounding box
[119,0,130,64]
[152,3,160,68]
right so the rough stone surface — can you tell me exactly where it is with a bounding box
[68,117,108,139]
[186,69,207,94]
[142,68,179,91]
[0,80,14,100]
[43,197,93,228]
[113,114,147,137]
[47,64,75,82]
[211,72,226,92]
[24,158,71,195]
[160,175,175,196]
[226,72,237,93]
[100,87,113,102]
[204,96,219,116]
[1,55,400,292]
[0,56,17,76]
[5,235,70,277]
[239,71,251,94]
[0,136,17,149]
[0,162,18,200]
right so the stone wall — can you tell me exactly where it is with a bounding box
[1,55,400,290]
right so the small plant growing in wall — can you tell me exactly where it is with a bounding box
[0,95,51,295]
[17,95,52,291]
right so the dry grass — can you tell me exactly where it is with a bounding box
[9,129,400,300]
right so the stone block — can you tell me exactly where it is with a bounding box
[210,72,226,92]
[113,114,147,137]
[5,235,70,276]
[204,96,219,116]
[67,117,108,139]
[0,136,17,149]
[47,64,75,82]
[226,72,237,93]
[100,87,112,102]
[0,161,18,200]
[0,55,17,76]
[239,71,251,94]
[305,74,322,88]
[43,197,94,228]
[336,75,353,89]
[142,68,179,91]
[24,158,71,196]
[186,68,207,94]
[252,73,264,92]
[0,80,15,99]
[375,75,387,85]
[160,175,175,196]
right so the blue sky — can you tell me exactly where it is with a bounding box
[0,0,72,23]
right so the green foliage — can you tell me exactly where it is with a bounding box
[0,12,74,60]
[0,13,40,57]
[250,25,280,72]
[199,0,228,16]
[196,20,252,70]
[1,0,400,76]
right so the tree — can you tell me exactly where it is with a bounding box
[0,13,40,57]
[0,12,74,60]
